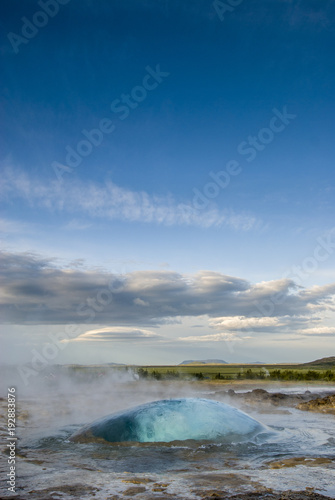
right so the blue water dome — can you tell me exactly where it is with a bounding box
[70,398,267,443]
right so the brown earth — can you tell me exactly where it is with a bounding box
[297,394,335,414]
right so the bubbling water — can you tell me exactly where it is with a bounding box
[70,398,267,443]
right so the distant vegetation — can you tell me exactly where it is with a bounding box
[240,368,335,382]
[137,361,335,382]
[137,368,180,380]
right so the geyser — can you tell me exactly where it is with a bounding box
[70,398,266,443]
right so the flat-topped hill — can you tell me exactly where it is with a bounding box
[179,359,227,365]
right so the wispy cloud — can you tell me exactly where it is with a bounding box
[63,219,93,231]
[1,167,261,230]
[0,217,35,235]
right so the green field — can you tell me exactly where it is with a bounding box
[57,357,335,383]
[136,362,335,382]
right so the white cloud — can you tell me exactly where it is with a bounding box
[64,326,160,343]
[179,332,243,342]
[134,298,149,306]
[299,326,335,336]
[300,283,335,302]
[209,315,283,331]
[246,279,298,300]
[1,167,261,230]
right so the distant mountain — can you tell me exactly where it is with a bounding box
[179,359,227,365]
[300,356,335,367]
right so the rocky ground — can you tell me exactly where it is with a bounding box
[5,487,335,499]
[214,387,335,412]
[297,394,335,413]
[225,492,333,499]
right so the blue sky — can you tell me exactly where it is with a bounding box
[1,0,335,370]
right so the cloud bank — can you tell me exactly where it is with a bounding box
[1,251,334,343]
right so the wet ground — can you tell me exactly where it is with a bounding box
[1,379,335,499]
